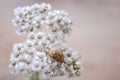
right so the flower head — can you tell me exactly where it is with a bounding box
[10,3,82,79]
[46,10,72,34]
[12,3,51,34]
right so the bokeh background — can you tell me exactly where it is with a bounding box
[0,0,120,80]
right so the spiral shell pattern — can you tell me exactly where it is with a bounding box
[49,46,64,62]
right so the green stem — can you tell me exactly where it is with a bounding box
[28,76,34,80]
[28,72,51,80]
[35,72,39,80]
[28,72,40,80]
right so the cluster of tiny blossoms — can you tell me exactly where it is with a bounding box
[12,3,72,35]
[9,3,82,79]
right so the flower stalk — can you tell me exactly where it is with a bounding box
[29,72,39,80]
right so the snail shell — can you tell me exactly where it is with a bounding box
[48,46,64,62]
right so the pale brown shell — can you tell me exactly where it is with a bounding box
[48,46,64,62]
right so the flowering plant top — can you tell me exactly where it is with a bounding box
[9,3,82,80]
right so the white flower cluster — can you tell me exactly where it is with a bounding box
[10,3,82,79]
[46,10,72,34]
[12,3,72,35]
[12,3,51,34]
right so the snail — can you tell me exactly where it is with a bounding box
[48,46,64,62]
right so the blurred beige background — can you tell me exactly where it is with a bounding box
[0,0,120,80]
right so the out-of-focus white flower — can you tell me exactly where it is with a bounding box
[12,3,72,38]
